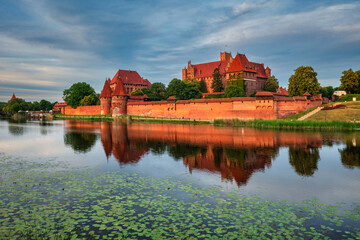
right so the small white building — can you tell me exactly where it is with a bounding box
[333,90,347,97]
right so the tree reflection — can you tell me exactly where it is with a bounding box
[289,147,320,176]
[8,125,25,136]
[168,143,203,161]
[339,141,360,169]
[64,132,97,153]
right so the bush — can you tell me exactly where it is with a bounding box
[224,85,246,98]
[336,94,360,102]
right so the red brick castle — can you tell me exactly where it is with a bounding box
[182,52,271,95]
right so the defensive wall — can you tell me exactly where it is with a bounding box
[61,93,322,120]
[61,105,101,115]
[127,95,322,120]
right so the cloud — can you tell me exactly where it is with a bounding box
[198,3,360,47]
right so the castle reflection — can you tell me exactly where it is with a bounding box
[63,121,359,185]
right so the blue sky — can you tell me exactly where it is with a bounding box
[0,0,359,102]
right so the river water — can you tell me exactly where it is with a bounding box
[0,119,359,238]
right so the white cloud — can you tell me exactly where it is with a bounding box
[198,3,360,47]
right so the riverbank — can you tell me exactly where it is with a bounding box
[53,114,360,130]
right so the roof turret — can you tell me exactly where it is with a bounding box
[100,78,112,98]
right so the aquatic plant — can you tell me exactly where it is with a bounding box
[1,154,359,239]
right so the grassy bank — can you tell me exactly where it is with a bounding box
[54,112,360,131]
[129,115,210,125]
[308,101,360,122]
[214,119,360,130]
[54,113,113,121]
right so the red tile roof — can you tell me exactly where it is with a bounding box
[275,87,289,96]
[112,78,127,96]
[193,61,228,78]
[227,54,257,73]
[53,102,68,111]
[251,62,267,79]
[100,78,112,98]
[303,92,311,96]
[110,70,151,87]
[255,91,274,97]
[11,93,16,100]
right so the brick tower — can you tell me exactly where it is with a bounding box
[100,78,112,115]
[111,77,128,116]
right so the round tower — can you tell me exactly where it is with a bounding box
[100,78,112,115]
[111,77,128,116]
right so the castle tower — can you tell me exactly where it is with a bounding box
[100,78,112,115]
[111,77,128,116]
[265,67,271,78]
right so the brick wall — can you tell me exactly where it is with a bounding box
[127,97,321,120]
[62,105,101,115]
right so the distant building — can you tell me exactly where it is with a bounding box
[333,90,347,97]
[11,93,16,100]
[182,52,271,95]
[109,70,151,95]
[53,102,68,113]
[275,87,289,96]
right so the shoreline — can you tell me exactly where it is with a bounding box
[53,114,360,131]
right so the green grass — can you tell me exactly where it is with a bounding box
[308,101,360,122]
[336,94,360,102]
[54,113,113,121]
[130,116,210,125]
[284,107,318,120]
[214,119,360,130]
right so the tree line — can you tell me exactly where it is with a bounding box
[1,98,55,115]
[61,65,360,109]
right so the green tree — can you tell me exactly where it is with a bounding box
[264,75,279,92]
[211,68,224,92]
[182,83,202,100]
[288,66,320,96]
[80,94,99,106]
[319,86,334,99]
[131,89,144,96]
[199,78,207,93]
[224,85,246,98]
[150,82,167,99]
[340,69,359,94]
[183,78,200,89]
[10,103,21,113]
[356,70,360,93]
[3,98,27,113]
[39,99,53,110]
[166,78,187,99]
[30,101,40,111]
[63,82,97,108]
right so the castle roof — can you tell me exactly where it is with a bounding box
[227,54,257,73]
[112,77,127,96]
[11,93,16,100]
[110,70,150,87]
[100,78,112,98]
[251,62,268,79]
[275,87,289,96]
[192,61,228,78]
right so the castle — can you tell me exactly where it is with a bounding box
[61,53,322,119]
[182,52,271,95]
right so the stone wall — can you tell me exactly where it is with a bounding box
[127,97,321,120]
[62,105,101,115]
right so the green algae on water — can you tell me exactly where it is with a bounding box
[0,153,359,239]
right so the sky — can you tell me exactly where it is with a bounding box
[0,0,359,102]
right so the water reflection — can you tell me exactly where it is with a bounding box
[64,121,336,185]
[339,138,360,169]
[64,122,98,153]
[289,147,320,176]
